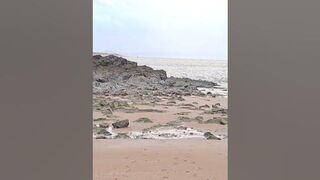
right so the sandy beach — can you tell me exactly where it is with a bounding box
[92,54,228,180]
[94,139,227,180]
[93,95,228,180]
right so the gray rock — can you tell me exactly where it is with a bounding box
[204,132,220,140]
[112,120,129,128]
[202,118,228,125]
[199,104,210,109]
[93,118,107,121]
[95,136,107,139]
[94,128,112,136]
[97,123,109,128]
[134,117,153,123]
[219,118,228,125]
[114,133,131,139]
[92,55,219,97]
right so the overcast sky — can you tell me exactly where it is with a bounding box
[93,0,228,60]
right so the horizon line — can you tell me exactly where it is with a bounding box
[93,51,228,61]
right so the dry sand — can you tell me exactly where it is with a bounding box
[94,139,227,180]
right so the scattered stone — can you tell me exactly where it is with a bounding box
[95,136,107,139]
[175,112,190,115]
[219,118,228,125]
[178,116,192,122]
[114,133,131,139]
[204,132,221,140]
[178,116,203,123]
[179,106,198,110]
[192,102,198,104]
[213,103,221,107]
[177,96,185,101]
[167,100,176,105]
[194,116,204,121]
[93,118,107,121]
[94,128,112,136]
[199,104,210,109]
[166,120,183,126]
[96,123,109,128]
[137,109,166,113]
[112,120,129,128]
[202,118,228,125]
[203,108,227,115]
[134,117,153,123]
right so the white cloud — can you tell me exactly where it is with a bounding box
[93,0,228,59]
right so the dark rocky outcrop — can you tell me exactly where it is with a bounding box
[92,54,218,96]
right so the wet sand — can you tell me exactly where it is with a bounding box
[93,139,227,180]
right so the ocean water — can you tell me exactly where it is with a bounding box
[126,57,228,96]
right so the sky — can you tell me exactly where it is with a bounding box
[93,0,228,60]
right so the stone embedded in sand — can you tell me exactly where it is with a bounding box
[213,103,221,107]
[167,100,176,105]
[175,112,190,116]
[97,123,109,128]
[219,118,228,125]
[94,128,112,136]
[194,116,204,121]
[93,118,107,121]
[202,118,228,125]
[114,133,130,139]
[134,117,153,123]
[178,116,192,122]
[137,109,166,113]
[202,119,219,124]
[203,108,227,115]
[199,104,210,109]
[204,132,221,140]
[95,136,107,139]
[179,103,196,107]
[112,120,129,128]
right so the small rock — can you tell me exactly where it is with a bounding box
[112,120,129,128]
[194,116,204,121]
[204,132,220,140]
[134,117,153,123]
[199,104,210,109]
[115,133,131,139]
[95,128,112,136]
[97,123,109,128]
[93,118,107,121]
[95,136,107,139]
[219,118,228,125]
[167,100,176,105]
[175,112,190,115]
